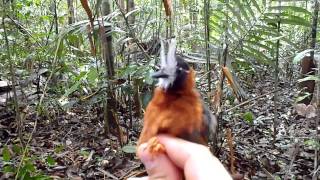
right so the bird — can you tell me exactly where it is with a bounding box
[137,38,217,154]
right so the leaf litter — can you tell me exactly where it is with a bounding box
[0,72,318,179]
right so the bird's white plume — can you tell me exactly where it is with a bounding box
[157,38,178,90]
[160,39,166,68]
[167,39,177,69]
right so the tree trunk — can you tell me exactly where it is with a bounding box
[126,0,141,119]
[118,0,125,11]
[101,0,123,146]
[52,0,58,34]
[127,0,135,26]
[310,1,319,179]
[204,0,211,92]
[67,0,75,25]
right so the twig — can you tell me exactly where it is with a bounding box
[2,7,24,147]
[311,165,320,177]
[284,142,300,180]
[261,167,275,180]
[113,0,151,60]
[273,0,282,148]
[82,150,94,169]
[125,169,147,180]
[225,89,281,113]
[226,128,235,174]
[97,168,118,180]
[15,119,38,180]
[6,15,43,48]
[235,140,309,169]
[119,165,141,179]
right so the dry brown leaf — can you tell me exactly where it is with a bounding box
[294,103,317,118]
[294,103,307,116]
[211,88,221,113]
[305,104,317,118]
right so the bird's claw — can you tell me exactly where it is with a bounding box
[147,137,165,155]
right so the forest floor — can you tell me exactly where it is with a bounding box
[0,73,318,179]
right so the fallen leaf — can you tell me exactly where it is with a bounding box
[305,104,317,118]
[66,139,72,146]
[294,103,307,116]
[294,103,317,118]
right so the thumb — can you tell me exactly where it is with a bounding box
[132,143,183,180]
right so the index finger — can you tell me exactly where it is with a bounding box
[157,135,233,180]
[157,135,212,168]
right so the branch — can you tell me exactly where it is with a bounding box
[113,0,151,60]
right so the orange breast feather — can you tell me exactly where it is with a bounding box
[138,69,205,145]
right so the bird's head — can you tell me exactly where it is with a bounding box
[152,39,191,91]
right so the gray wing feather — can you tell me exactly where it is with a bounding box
[202,102,218,143]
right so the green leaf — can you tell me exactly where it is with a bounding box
[117,64,139,78]
[243,45,271,64]
[228,17,245,34]
[234,0,250,23]
[297,75,320,83]
[125,8,140,18]
[293,49,314,64]
[80,149,90,157]
[241,50,263,65]
[281,17,310,27]
[142,91,152,108]
[269,6,311,16]
[253,28,278,37]
[245,40,273,52]
[87,67,98,84]
[247,34,264,42]
[46,155,56,166]
[281,37,300,49]
[31,174,52,180]
[305,139,320,150]
[13,144,22,154]
[243,112,254,124]
[264,15,310,27]
[24,160,36,172]
[262,0,266,7]
[251,0,261,13]
[3,146,11,161]
[228,26,241,39]
[245,1,255,20]
[209,21,224,33]
[54,144,64,153]
[62,80,81,98]
[56,38,65,58]
[3,165,15,173]
[145,71,154,85]
[295,93,311,103]
[226,4,246,28]
[262,35,285,42]
[122,145,137,154]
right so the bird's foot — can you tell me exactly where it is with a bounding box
[147,137,165,155]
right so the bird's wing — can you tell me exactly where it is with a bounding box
[202,102,218,144]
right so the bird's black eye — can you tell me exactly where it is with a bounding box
[177,67,183,73]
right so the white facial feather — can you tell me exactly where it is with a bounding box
[167,39,177,68]
[160,39,166,68]
[157,38,178,90]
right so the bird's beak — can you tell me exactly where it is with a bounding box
[151,70,169,78]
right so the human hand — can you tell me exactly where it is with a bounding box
[129,135,232,180]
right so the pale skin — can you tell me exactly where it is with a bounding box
[129,135,232,180]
